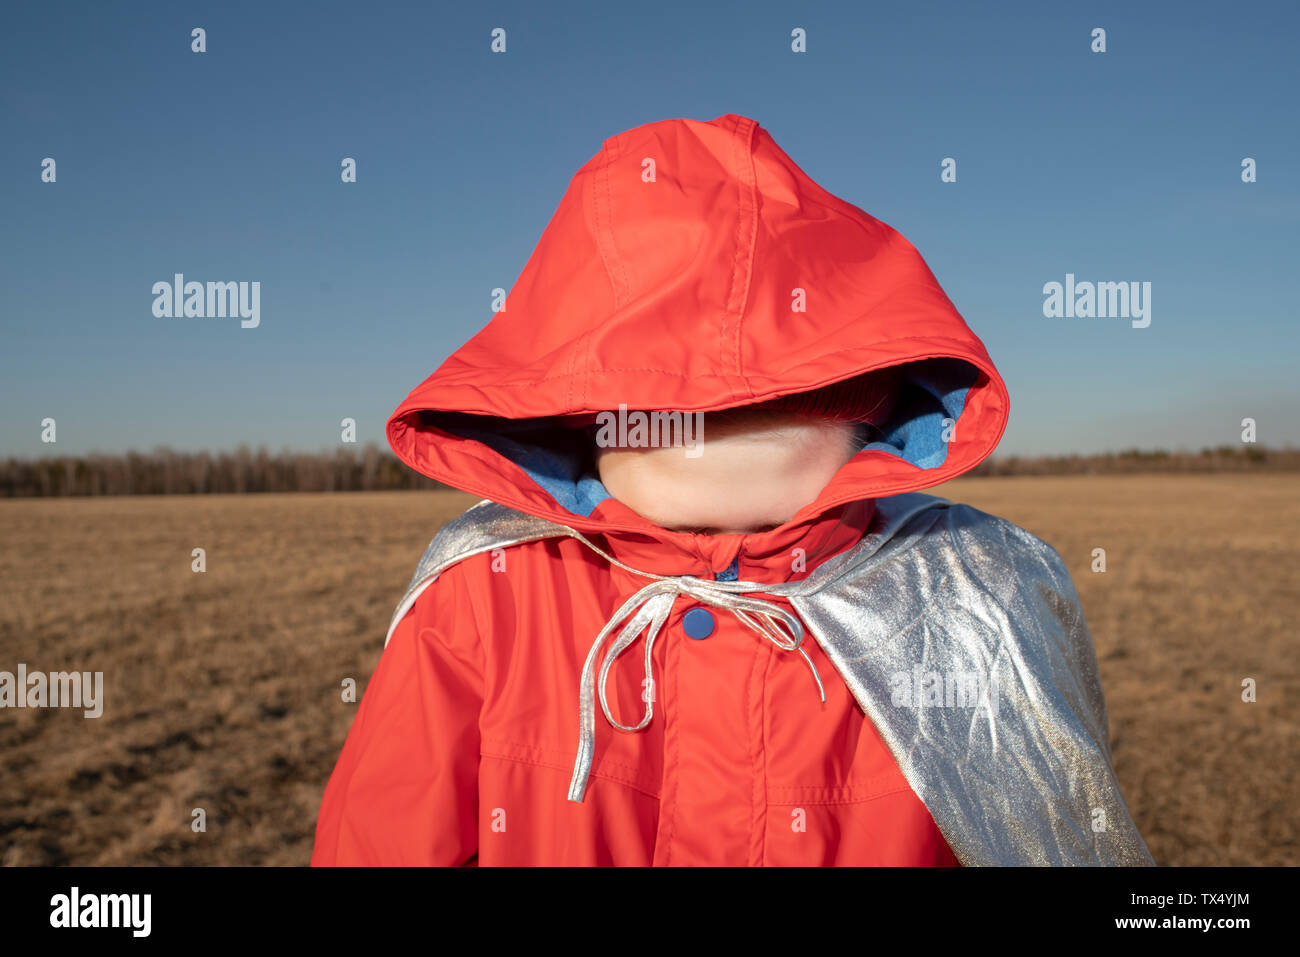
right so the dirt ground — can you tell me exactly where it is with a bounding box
[0,475,1295,865]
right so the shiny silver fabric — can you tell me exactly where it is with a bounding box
[388,494,1154,866]
[788,494,1155,866]
[385,500,568,647]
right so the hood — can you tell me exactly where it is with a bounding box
[388,113,1009,547]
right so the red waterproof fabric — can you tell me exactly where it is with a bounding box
[312,114,1010,866]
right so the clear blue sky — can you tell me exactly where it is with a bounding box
[3,0,1297,458]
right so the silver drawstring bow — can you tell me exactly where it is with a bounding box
[564,532,826,803]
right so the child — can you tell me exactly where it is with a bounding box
[311,114,1153,866]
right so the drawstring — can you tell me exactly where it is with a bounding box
[563,531,826,803]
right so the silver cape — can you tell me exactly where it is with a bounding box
[385,493,1155,866]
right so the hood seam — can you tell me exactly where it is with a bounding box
[588,146,629,310]
[722,114,759,396]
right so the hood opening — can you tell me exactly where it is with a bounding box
[412,357,980,523]
[859,358,978,470]
[418,411,608,517]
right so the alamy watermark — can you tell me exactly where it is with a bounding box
[0,664,103,718]
[594,404,704,457]
[1042,273,1151,328]
[152,273,260,328]
[889,665,1000,720]
[50,887,150,937]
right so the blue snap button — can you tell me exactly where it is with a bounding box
[682,607,715,639]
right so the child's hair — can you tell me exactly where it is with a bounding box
[700,407,872,459]
[748,369,900,424]
[700,368,899,457]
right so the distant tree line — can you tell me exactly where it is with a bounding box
[0,445,447,497]
[968,445,1298,477]
[0,444,1294,497]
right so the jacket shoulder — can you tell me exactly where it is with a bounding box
[852,495,1079,605]
[384,500,571,646]
[914,502,1096,694]
[945,500,1080,591]
[939,502,1071,574]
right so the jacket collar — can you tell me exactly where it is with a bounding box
[583,496,875,584]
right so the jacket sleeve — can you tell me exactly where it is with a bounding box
[311,561,485,866]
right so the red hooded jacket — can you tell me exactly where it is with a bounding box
[312,114,1010,866]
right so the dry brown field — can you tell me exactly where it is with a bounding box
[1,474,1295,865]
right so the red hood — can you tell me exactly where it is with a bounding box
[389,113,1009,559]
